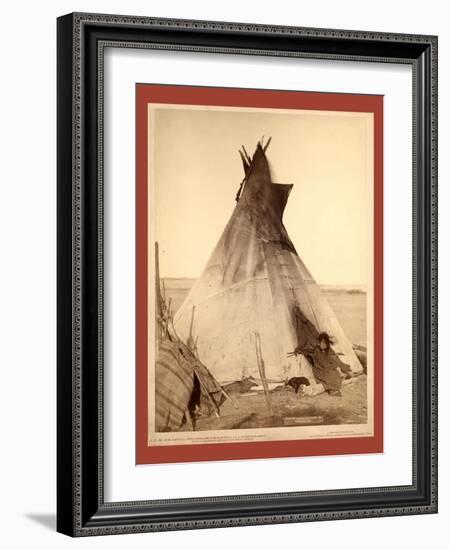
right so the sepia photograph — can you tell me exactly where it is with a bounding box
[136,85,383,463]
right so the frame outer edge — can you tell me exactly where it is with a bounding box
[73,11,84,537]
[57,13,77,537]
[69,11,436,44]
[57,12,438,536]
[429,35,437,511]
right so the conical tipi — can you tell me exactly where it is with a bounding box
[174,141,363,382]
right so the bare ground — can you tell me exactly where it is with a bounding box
[182,375,367,431]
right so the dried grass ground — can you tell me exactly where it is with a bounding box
[183,375,367,431]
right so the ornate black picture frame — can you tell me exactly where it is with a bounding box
[57,12,438,536]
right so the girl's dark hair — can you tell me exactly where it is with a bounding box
[318,332,334,348]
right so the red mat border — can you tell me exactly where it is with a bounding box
[135,84,383,465]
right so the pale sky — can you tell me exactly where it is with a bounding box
[150,105,373,285]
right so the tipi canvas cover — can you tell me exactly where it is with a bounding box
[174,143,363,382]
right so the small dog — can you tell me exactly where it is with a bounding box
[287,376,310,394]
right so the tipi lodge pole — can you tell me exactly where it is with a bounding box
[155,241,162,313]
[155,241,163,338]
[255,332,273,417]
